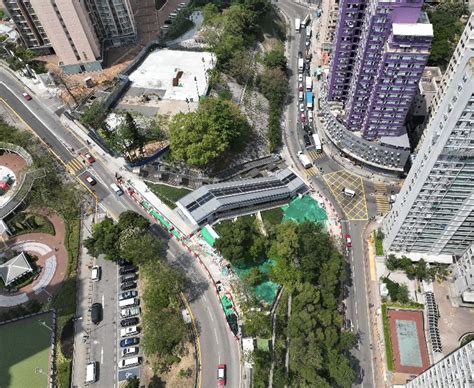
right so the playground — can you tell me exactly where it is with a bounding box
[0,311,55,388]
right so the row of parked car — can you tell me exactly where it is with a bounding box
[117,262,142,370]
[160,2,187,33]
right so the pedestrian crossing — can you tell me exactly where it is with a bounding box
[65,157,85,174]
[307,149,325,161]
[374,182,390,214]
[304,167,319,177]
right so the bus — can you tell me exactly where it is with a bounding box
[295,18,301,32]
[312,134,322,153]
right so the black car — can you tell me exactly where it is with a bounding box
[298,51,303,58]
[91,303,102,324]
[120,337,140,348]
[303,134,311,147]
[119,265,137,275]
[164,19,172,25]
[121,273,138,283]
[121,317,139,327]
[121,281,137,291]
[118,258,133,267]
[303,125,311,133]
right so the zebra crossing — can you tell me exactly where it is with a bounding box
[65,157,85,174]
[307,149,325,161]
[304,167,319,177]
[374,182,391,214]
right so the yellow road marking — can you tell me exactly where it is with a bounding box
[368,236,377,281]
[305,167,319,177]
[0,97,100,204]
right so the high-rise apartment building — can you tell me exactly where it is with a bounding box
[328,0,433,140]
[84,0,137,47]
[383,14,474,256]
[453,243,474,300]
[405,340,474,388]
[2,0,138,73]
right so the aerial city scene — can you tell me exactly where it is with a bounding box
[0,0,473,387]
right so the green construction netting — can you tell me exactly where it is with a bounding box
[201,227,216,247]
[171,229,181,239]
[141,201,151,210]
[233,260,278,305]
[221,295,233,309]
[282,196,327,224]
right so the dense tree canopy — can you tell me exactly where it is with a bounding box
[169,97,251,167]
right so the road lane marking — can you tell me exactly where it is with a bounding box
[214,328,219,344]
[101,346,104,364]
[207,306,215,321]
[102,294,104,306]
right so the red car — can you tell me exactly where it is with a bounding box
[300,113,306,123]
[22,92,32,101]
[84,153,95,164]
[217,364,226,386]
[85,175,97,186]
[345,234,352,248]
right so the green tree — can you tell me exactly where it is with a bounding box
[258,68,288,106]
[244,310,272,337]
[84,217,120,260]
[119,112,145,157]
[81,102,105,128]
[118,210,150,231]
[169,97,251,167]
[263,47,287,70]
[124,376,139,388]
[244,267,267,287]
[119,231,162,265]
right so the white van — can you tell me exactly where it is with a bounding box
[120,325,139,337]
[91,265,101,282]
[85,362,97,384]
[343,188,356,198]
[119,298,138,308]
[118,356,141,369]
[110,183,124,196]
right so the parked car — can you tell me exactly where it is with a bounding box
[118,356,141,369]
[299,103,305,112]
[120,337,139,348]
[300,113,306,123]
[298,51,303,58]
[121,306,140,318]
[121,273,138,283]
[298,91,304,101]
[91,265,101,281]
[120,325,139,338]
[298,74,303,82]
[91,303,102,324]
[121,347,139,357]
[303,134,311,147]
[85,175,97,186]
[121,317,139,327]
[118,258,133,267]
[84,153,95,164]
[119,290,138,301]
[345,234,352,248]
[22,92,32,101]
[217,364,226,386]
[119,265,137,275]
[298,82,304,91]
[121,281,137,291]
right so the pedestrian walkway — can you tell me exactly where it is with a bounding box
[374,182,390,215]
[65,157,86,174]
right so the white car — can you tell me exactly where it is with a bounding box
[308,113,313,123]
[299,103,305,112]
[121,306,140,318]
[120,325,139,337]
[298,74,303,82]
[122,346,139,357]
[298,91,304,101]
[91,265,101,281]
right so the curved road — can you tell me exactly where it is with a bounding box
[0,69,240,388]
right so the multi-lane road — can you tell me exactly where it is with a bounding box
[0,67,240,388]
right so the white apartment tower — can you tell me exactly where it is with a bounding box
[406,340,474,388]
[383,14,474,256]
[453,243,474,300]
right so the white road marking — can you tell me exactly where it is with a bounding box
[214,328,219,344]
[207,306,214,322]
[102,294,104,306]
[218,353,221,363]
[101,346,104,364]
[354,300,358,315]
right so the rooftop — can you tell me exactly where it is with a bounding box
[392,23,433,38]
[380,132,410,149]
[0,252,33,286]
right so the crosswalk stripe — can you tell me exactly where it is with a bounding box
[305,167,318,177]
[66,158,85,173]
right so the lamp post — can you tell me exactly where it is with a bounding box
[194,76,199,101]
[185,98,190,112]
[201,57,208,83]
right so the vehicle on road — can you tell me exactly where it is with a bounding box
[120,325,139,337]
[300,112,306,123]
[298,51,303,58]
[119,298,139,308]
[303,134,311,147]
[299,103,305,112]
[305,39,310,47]
[91,265,101,281]
[85,361,97,384]
[85,175,97,186]
[121,306,140,318]
[312,133,322,153]
[119,290,138,301]
[164,19,172,25]
[121,347,139,357]
[119,265,137,275]
[298,57,304,73]
[91,303,102,324]
[217,364,226,386]
[346,234,352,248]
[22,92,32,101]
[308,113,313,124]
[120,337,139,348]
[301,14,310,27]
[121,281,137,291]
[306,27,311,38]
[121,317,139,327]
[298,74,303,83]
[295,18,301,32]
[297,151,312,169]
[118,356,141,369]
[121,273,138,283]
[298,91,304,101]
[110,182,124,196]
[305,77,313,91]
[298,82,304,91]
[343,187,356,198]
[84,153,95,164]
[306,91,313,110]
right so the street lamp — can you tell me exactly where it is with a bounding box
[201,57,208,83]
[194,76,199,101]
[185,98,190,112]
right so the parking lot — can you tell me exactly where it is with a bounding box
[323,170,368,220]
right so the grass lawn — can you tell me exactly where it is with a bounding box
[147,183,192,209]
[381,304,395,371]
[261,207,283,226]
[0,312,53,388]
[374,231,384,256]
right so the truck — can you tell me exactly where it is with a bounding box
[305,76,313,91]
[295,18,301,32]
[312,133,322,152]
[306,27,311,38]
[306,91,313,109]
[301,14,310,27]
[297,151,312,169]
[298,57,304,73]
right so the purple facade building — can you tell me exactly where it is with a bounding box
[328,0,433,141]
